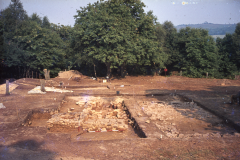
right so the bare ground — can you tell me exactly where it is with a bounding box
[0,75,240,160]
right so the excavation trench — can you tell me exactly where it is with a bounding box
[26,96,146,140]
[177,94,240,133]
[25,93,239,140]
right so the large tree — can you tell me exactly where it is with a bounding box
[72,0,166,77]
[4,19,66,77]
[232,23,240,70]
[1,0,28,42]
[161,21,179,72]
[176,27,219,78]
[1,0,28,77]
[216,34,237,78]
[2,0,66,77]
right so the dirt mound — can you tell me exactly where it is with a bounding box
[220,79,231,86]
[57,70,83,80]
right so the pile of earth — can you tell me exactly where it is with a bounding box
[57,70,85,81]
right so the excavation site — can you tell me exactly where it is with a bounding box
[27,93,237,141]
[1,72,240,160]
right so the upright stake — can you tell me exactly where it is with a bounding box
[40,79,46,92]
[94,64,97,79]
[32,71,33,79]
[206,72,208,78]
[6,80,10,95]
[36,72,37,79]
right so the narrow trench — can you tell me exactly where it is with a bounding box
[123,101,147,138]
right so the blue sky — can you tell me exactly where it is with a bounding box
[1,0,240,27]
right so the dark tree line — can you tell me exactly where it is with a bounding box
[1,0,240,80]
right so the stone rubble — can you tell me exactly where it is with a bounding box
[137,99,238,139]
[28,86,73,94]
[47,98,129,132]
[0,103,6,109]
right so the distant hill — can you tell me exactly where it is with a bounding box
[175,22,237,35]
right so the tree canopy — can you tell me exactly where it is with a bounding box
[72,0,166,77]
[174,27,219,78]
[1,0,66,77]
[1,0,240,79]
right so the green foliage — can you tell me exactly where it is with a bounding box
[42,16,51,29]
[175,27,219,78]
[30,13,42,26]
[216,34,237,78]
[2,1,66,77]
[72,0,166,76]
[1,0,28,42]
[4,19,65,76]
[232,23,240,69]
[162,21,179,71]
[155,23,165,47]
[1,0,239,80]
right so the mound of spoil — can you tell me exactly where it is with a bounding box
[47,98,129,132]
[57,70,85,80]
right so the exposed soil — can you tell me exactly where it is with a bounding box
[1,74,240,160]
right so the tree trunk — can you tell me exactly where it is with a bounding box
[121,63,126,78]
[25,68,30,78]
[121,64,124,78]
[6,80,10,95]
[23,68,26,78]
[94,64,97,79]
[155,68,161,76]
[106,63,111,77]
[40,80,46,92]
[18,67,20,79]
[44,69,50,80]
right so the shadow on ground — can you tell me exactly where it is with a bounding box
[145,87,240,135]
[0,139,54,160]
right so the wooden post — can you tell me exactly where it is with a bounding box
[206,72,208,78]
[40,80,46,92]
[36,72,37,79]
[180,71,182,76]
[235,75,237,80]
[94,64,97,79]
[39,73,41,79]
[60,82,63,90]
[32,71,33,79]
[43,69,50,80]
[6,80,10,95]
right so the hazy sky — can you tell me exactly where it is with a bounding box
[1,0,240,27]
